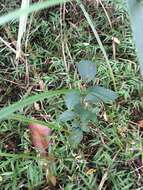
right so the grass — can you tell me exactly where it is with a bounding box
[0,0,143,189]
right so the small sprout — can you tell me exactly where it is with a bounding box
[58,59,118,148]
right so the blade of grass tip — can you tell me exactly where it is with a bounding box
[0,89,74,121]
[16,0,30,60]
[0,0,70,26]
[77,0,116,90]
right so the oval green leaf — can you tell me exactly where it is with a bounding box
[65,91,81,110]
[87,86,118,103]
[77,60,96,82]
[58,110,76,122]
[69,128,83,148]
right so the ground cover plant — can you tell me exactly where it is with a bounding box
[0,0,143,189]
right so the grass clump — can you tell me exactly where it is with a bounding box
[0,0,143,190]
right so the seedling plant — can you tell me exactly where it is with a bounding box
[59,60,118,147]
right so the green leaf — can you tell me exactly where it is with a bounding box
[69,128,83,148]
[77,60,96,82]
[127,0,143,77]
[0,89,72,121]
[58,110,76,122]
[71,121,89,133]
[0,0,70,26]
[73,104,83,115]
[80,110,97,131]
[71,121,80,129]
[74,104,90,121]
[80,109,91,122]
[80,120,90,132]
[84,94,100,104]
[74,105,96,131]
[87,86,118,103]
[0,152,39,160]
[88,112,97,123]
[65,91,81,110]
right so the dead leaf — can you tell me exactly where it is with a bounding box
[46,168,57,186]
[86,168,97,175]
[138,120,143,128]
[29,123,52,155]
[39,80,45,91]
[112,37,120,44]
[103,112,108,122]
[34,102,40,111]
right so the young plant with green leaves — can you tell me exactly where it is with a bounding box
[58,60,118,148]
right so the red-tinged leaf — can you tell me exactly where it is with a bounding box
[138,120,143,128]
[29,123,52,155]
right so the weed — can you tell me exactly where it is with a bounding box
[59,60,117,148]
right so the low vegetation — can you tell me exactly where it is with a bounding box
[0,0,143,189]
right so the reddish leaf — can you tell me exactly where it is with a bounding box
[29,123,52,155]
[138,120,143,128]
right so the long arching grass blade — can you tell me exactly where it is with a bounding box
[0,0,70,26]
[127,0,143,78]
[0,89,73,121]
[10,114,59,130]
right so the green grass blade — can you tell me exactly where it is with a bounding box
[0,0,70,26]
[10,114,60,130]
[0,151,39,160]
[127,0,143,77]
[0,89,71,121]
